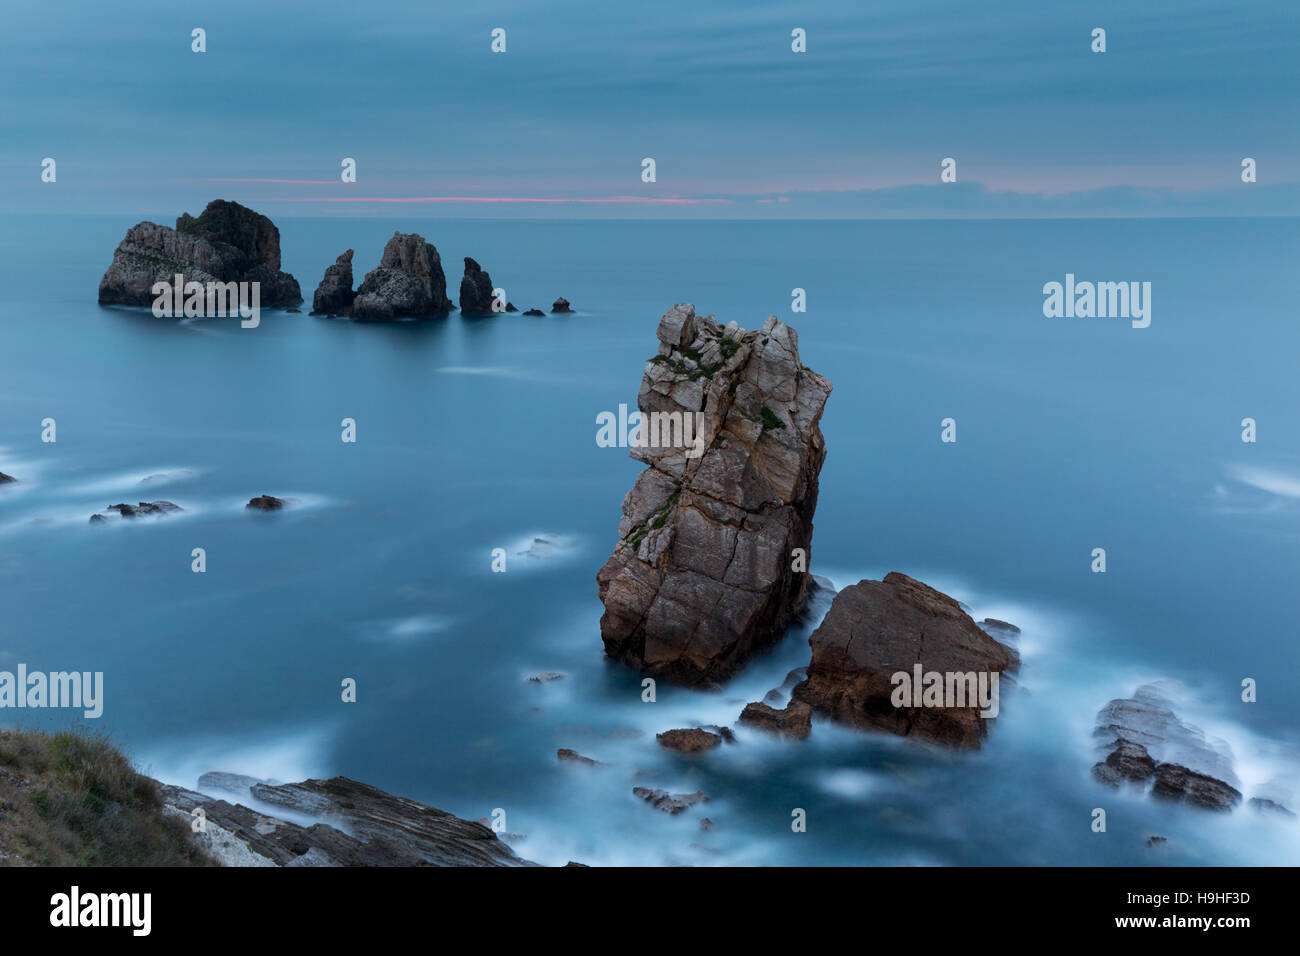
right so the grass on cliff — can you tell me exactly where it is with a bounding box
[0,728,212,866]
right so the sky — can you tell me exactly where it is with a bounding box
[1,0,1297,218]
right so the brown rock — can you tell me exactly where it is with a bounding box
[246,494,285,511]
[791,572,1016,748]
[556,748,600,766]
[656,728,722,753]
[739,699,812,740]
[597,305,832,685]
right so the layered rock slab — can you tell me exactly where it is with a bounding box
[160,775,532,866]
[596,304,832,685]
[1091,684,1243,811]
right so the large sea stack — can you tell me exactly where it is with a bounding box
[98,199,301,307]
[596,304,832,685]
[790,573,1019,748]
[314,232,452,321]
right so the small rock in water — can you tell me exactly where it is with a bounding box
[103,500,182,519]
[1146,835,1167,848]
[739,700,813,740]
[247,494,285,511]
[632,787,709,814]
[656,728,723,753]
[523,308,545,316]
[526,671,565,683]
[700,818,714,832]
[0,472,16,484]
[1248,797,1296,817]
[980,618,1021,639]
[556,748,600,766]
[89,514,106,523]
[551,297,574,313]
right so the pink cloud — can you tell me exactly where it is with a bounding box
[260,195,730,205]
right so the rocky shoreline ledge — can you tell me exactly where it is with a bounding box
[158,772,538,866]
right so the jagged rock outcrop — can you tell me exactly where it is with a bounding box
[246,494,284,511]
[347,232,453,321]
[459,257,497,315]
[1091,684,1243,811]
[310,250,356,315]
[523,308,545,316]
[596,304,832,685]
[98,199,301,307]
[159,775,533,866]
[790,573,1018,748]
[0,472,15,484]
[552,297,574,313]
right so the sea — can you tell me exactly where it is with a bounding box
[1,214,1297,865]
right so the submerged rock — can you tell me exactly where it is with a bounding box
[523,308,545,316]
[790,573,1017,748]
[246,494,285,511]
[93,500,182,521]
[98,199,301,308]
[310,249,356,315]
[1091,683,1242,812]
[160,775,532,866]
[556,748,600,766]
[0,473,15,484]
[526,671,565,683]
[596,304,832,685]
[348,232,453,321]
[632,787,709,815]
[459,257,497,315]
[656,728,723,753]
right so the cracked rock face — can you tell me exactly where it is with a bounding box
[98,199,302,308]
[596,304,832,685]
[348,232,452,321]
[790,573,1018,748]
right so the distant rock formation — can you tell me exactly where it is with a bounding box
[596,304,832,685]
[159,775,532,866]
[523,308,545,316]
[459,257,497,315]
[0,472,15,484]
[98,199,301,307]
[311,232,452,321]
[552,297,574,313]
[1091,684,1243,812]
[246,494,284,511]
[310,250,356,315]
[791,573,1018,748]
